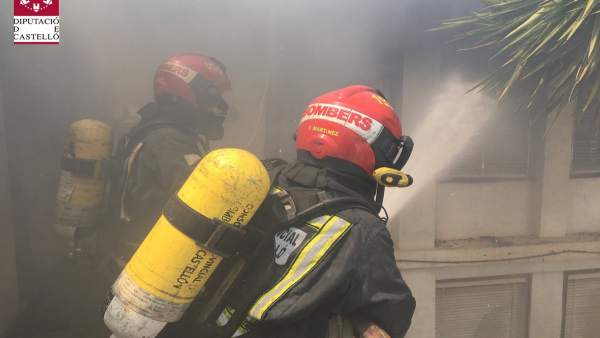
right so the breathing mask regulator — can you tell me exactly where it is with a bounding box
[188,64,230,119]
[365,89,414,211]
[372,133,414,209]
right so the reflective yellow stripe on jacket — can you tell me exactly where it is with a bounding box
[248,215,352,320]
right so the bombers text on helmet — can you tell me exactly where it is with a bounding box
[295,85,413,177]
[154,53,231,114]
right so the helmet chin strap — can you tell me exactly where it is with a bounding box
[374,183,391,223]
[372,167,414,218]
[375,183,385,208]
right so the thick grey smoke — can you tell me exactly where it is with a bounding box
[0,2,410,336]
[3,0,407,154]
[0,0,497,276]
[1,1,516,337]
[0,0,414,304]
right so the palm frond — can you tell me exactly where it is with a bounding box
[439,0,600,125]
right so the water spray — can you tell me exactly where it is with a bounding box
[385,76,497,220]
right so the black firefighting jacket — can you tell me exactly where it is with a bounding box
[109,102,208,260]
[239,160,415,338]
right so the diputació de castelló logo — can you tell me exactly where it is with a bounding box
[14,0,60,45]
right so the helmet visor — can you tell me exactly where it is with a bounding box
[374,128,414,171]
[393,136,413,170]
[215,91,241,121]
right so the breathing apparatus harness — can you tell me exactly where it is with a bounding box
[108,111,208,223]
[174,157,410,338]
[182,86,416,336]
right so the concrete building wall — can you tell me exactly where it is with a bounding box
[394,47,440,250]
[394,31,600,338]
[436,182,534,239]
[570,178,600,234]
[537,105,574,238]
[394,46,540,242]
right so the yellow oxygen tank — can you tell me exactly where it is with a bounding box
[104,148,270,338]
[55,119,112,248]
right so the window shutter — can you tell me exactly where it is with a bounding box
[572,110,600,176]
[436,277,529,338]
[563,272,600,338]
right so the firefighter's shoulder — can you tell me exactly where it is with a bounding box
[335,207,388,243]
[142,124,191,145]
[336,207,385,229]
[141,125,199,159]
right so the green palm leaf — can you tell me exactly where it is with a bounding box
[440,0,600,125]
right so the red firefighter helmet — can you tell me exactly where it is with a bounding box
[153,53,231,115]
[295,85,413,176]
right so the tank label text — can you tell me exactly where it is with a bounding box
[173,249,220,290]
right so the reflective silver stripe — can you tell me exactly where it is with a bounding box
[306,215,331,230]
[196,135,208,154]
[216,306,234,327]
[183,153,201,166]
[232,318,251,338]
[299,103,384,143]
[248,215,352,320]
[120,142,143,223]
[162,62,198,83]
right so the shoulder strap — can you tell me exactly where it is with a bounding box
[108,121,181,223]
[261,158,288,183]
[279,186,379,229]
[118,121,180,158]
[175,168,376,338]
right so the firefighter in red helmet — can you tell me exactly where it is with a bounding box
[106,53,232,267]
[231,85,415,338]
